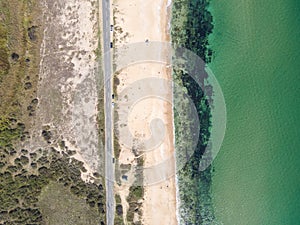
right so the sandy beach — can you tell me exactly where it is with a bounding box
[113,0,177,224]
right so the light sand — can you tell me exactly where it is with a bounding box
[113,0,177,224]
[32,0,103,179]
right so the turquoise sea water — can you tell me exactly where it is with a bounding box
[209,0,300,224]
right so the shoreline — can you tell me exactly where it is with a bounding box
[167,0,182,224]
[171,0,216,224]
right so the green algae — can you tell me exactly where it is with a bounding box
[171,0,215,224]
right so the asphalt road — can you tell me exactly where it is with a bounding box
[101,0,114,224]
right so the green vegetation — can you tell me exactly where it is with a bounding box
[0,0,41,119]
[112,6,122,161]
[0,22,9,80]
[0,117,25,147]
[114,194,124,225]
[38,182,101,225]
[113,73,121,160]
[95,0,106,149]
[126,157,144,224]
[172,0,215,224]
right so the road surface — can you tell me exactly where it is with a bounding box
[101,0,114,224]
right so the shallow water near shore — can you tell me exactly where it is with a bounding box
[209,0,300,224]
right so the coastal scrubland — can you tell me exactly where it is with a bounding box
[0,0,106,224]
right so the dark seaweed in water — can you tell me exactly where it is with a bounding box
[172,0,215,224]
[185,1,214,62]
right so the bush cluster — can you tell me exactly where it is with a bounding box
[0,118,105,224]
